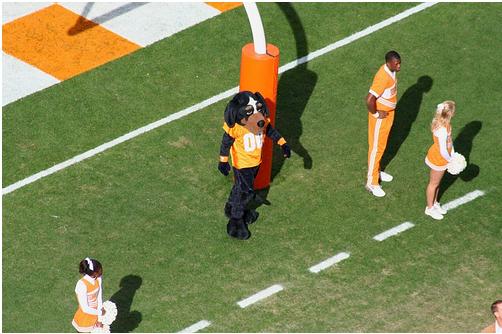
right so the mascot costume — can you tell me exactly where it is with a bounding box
[218,91,291,240]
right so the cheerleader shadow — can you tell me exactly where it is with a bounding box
[438,120,482,201]
[109,275,142,333]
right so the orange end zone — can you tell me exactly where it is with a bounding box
[2,4,140,80]
[206,2,242,12]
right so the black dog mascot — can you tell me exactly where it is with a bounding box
[218,91,291,240]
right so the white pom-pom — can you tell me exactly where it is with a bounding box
[100,301,118,326]
[447,152,467,175]
[91,324,110,333]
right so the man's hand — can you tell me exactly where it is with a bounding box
[218,161,231,176]
[281,144,291,158]
[376,110,388,119]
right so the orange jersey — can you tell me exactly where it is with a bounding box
[223,120,269,169]
[426,125,453,167]
[369,64,398,112]
[72,277,101,332]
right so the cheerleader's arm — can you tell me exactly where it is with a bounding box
[435,127,452,161]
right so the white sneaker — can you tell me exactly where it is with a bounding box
[380,171,393,182]
[425,206,444,220]
[434,201,447,215]
[366,184,386,197]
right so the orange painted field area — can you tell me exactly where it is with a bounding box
[2,4,140,80]
[206,2,242,12]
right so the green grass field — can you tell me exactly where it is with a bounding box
[3,3,502,332]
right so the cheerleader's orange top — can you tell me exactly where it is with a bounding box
[426,124,453,167]
[72,276,101,332]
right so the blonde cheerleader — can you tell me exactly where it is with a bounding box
[72,258,105,332]
[424,101,456,220]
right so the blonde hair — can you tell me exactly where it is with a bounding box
[431,100,456,131]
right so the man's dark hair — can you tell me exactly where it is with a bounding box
[385,50,401,62]
[491,300,502,314]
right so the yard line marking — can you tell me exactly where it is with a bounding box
[278,2,437,73]
[178,320,211,333]
[2,87,238,196]
[309,251,350,273]
[373,222,415,242]
[442,190,485,211]
[237,284,284,308]
[3,3,437,196]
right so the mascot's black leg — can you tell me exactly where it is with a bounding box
[227,218,251,240]
[224,202,232,219]
[243,209,259,225]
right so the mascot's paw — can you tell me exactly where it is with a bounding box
[227,218,251,240]
[243,209,259,225]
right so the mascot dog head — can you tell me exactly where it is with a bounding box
[224,91,269,135]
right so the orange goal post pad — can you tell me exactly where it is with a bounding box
[239,43,280,190]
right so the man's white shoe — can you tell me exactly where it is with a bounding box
[380,171,393,182]
[425,206,444,220]
[366,184,386,197]
[434,201,447,215]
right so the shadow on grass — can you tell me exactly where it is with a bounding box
[438,120,482,201]
[109,275,142,333]
[381,75,433,171]
[272,3,316,181]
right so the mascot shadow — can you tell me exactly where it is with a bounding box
[438,120,482,201]
[109,275,142,333]
[381,75,433,171]
[272,2,316,182]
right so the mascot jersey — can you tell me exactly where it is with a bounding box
[223,120,269,169]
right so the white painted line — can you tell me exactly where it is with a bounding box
[178,320,211,333]
[237,284,284,308]
[2,3,437,196]
[442,190,485,211]
[278,2,437,74]
[373,222,415,242]
[309,252,350,273]
[2,87,238,196]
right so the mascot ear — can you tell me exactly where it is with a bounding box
[254,91,270,117]
[224,97,239,127]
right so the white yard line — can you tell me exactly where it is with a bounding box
[442,190,485,211]
[373,222,415,242]
[2,2,437,196]
[309,252,350,273]
[178,320,211,333]
[237,284,284,308]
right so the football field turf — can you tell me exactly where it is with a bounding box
[3,3,502,332]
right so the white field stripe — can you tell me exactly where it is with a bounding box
[178,320,211,333]
[309,251,350,273]
[442,190,485,211]
[373,222,415,241]
[278,2,437,74]
[2,87,238,195]
[2,2,437,196]
[237,284,284,308]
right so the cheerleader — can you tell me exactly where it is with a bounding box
[72,258,105,332]
[424,101,456,220]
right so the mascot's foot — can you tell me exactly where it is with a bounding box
[227,218,251,240]
[224,203,232,219]
[243,209,259,225]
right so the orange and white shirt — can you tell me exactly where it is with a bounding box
[426,125,453,169]
[223,121,267,169]
[72,275,103,332]
[369,64,398,112]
